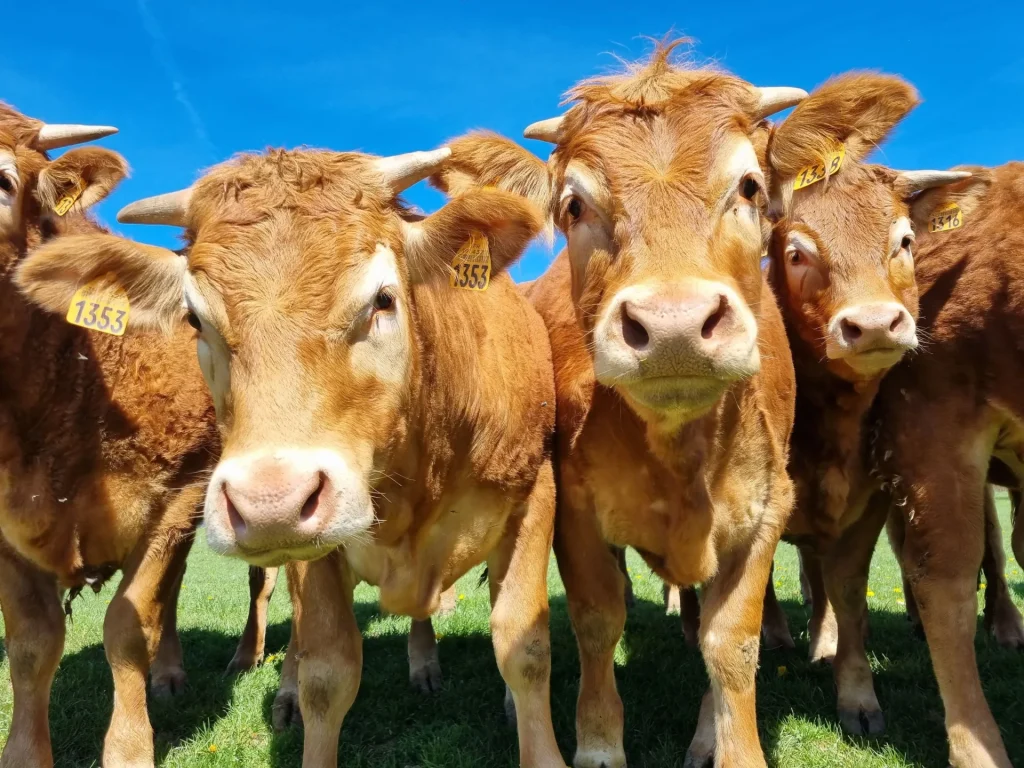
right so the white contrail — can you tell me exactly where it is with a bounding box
[136,0,218,158]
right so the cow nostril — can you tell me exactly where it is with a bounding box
[621,303,650,350]
[889,312,905,333]
[840,318,863,344]
[224,486,246,535]
[300,472,326,522]
[701,295,729,340]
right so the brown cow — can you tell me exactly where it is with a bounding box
[18,147,564,767]
[0,105,218,767]
[760,73,971,736]
[872,162,1024,768]
[433,43,802,767]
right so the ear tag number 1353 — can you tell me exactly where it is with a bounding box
[793,144,846,191]
[450,231,491,291]
[66,276,130,336]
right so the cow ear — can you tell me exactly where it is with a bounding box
[909,168,991,235]
[402,188,544,285]
[15,233,187,332]
[36,147,129,216]
[769,73,918,178]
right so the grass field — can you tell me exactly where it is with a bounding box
[1,499,1022,767]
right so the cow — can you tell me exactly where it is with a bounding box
[17,146,564,767]
[872,161,1024,768]
[431,42,803,767]
[0,104,218,767]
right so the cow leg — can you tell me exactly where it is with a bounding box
[980,488,1024,648]
[102,491,198,768]
[680,586,701,648]
[613,546,635,608]
[436,584,458,617]
[487,462,564,767]
[902,463,1011,768]
[822,496,887,737]
[804,551,838,663]
[228,566,280,672]
[556,501,627,768]
[150,559,187,697]
[293,553,361,768]
[761,561,795,650]
[685,537,775,768]
[408,617,443,693]
[799,555,812,606]
[886,511,923,635]
[272,573,302,731]
[664,582,681,613]
[1011,490,1023,568]
[0,543,64,768]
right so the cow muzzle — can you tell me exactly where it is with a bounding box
[203,450,374,565]
[826,302,917,376]
[593,280,760,415]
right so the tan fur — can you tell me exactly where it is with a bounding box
[437,43,796,767]
[18,146,563,767]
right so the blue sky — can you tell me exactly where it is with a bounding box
[6,2,1022,281]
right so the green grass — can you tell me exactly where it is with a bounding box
[2,498,1023,767]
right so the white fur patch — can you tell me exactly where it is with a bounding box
[0,152,21,233]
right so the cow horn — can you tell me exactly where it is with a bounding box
[36,123,119,151]
[374,148,452,195]
[753,87,808,120]
[897,170,973,193]
[523,116,564,144]
[117,188,193,226]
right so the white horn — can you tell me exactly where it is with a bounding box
[523,116,564,144]
[897,170,972,193]
[374,147,452,195]
[117,188,193,226]
[753,87,808,120]
[36,123,118,151]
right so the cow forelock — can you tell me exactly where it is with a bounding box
[772,163,919,381]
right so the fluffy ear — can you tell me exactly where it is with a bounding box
[402,188,544,284]
[15,233,187,332]
[35,147,129,216]
[769,73,919,178]
[430,131,550,212]
[909,167,991,234]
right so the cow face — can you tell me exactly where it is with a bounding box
[0,104,123,247]
[765,74,968,381]
[16,148,541,566]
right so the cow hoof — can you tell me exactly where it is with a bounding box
[503,685,517,729]
[682,748,713,768]
[574,747,627,768]
[987,610,1024,649]
[410,658,443,694]
[226,649,263,674]
[272,689,303,731]
[838,706,885,737]
[762,626,796,651]
[150,666,187,698]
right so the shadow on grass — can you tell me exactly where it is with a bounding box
[44,590,1024,768]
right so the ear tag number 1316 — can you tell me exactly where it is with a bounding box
[66,276,130,336]
[450,232,491,291]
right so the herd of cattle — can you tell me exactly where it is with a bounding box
[1,40,1022,768]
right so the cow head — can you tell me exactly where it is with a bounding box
[17,148,542,566]
[435,43,805,428]
[0,103,123,257]
[764,74,969,381]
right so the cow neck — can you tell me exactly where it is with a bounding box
[789,329,882,536]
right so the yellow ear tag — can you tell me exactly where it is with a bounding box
[66,275,130,336]
[929,201,963,233]
[793,144,846,191]
[53,179,86,217]
[449,231,491,291]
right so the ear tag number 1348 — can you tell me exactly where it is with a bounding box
[66,276,130,336]
[450,232,491,291]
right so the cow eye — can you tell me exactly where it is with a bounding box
[373,288,395,312]
[788,249,804,266]
[566,196,583,221]
[186,310,202,331]
[740,175,761,202]
[0,172,14,194]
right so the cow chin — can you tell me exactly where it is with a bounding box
[830,347,910,381]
